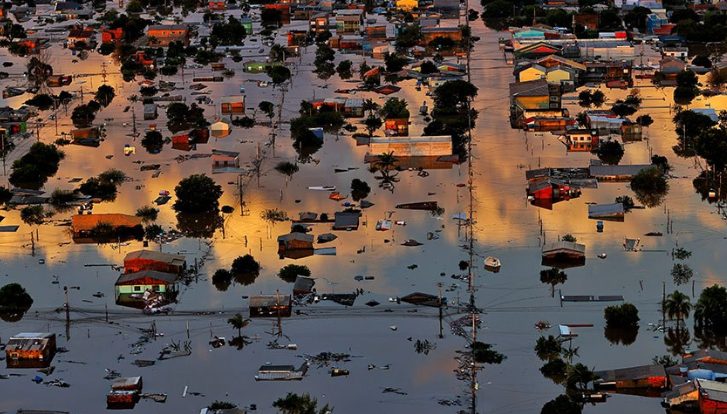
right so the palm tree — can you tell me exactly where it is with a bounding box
[566,363,596,391]
[663,291,692,329]
[560,345,580,364]
[664,326,691,356]
[374,151,398,171]
[227,313,250,338]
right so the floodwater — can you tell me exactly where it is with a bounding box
[1,4,726,414]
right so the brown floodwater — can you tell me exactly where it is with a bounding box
[0,6,726,414]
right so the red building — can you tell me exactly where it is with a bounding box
[102,27,124,44]
[698,379,727,413]
[124,250,186,275]
[208,1,226,10]
[384,118,409,136]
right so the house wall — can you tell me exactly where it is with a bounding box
[124,258,183,274]
[515,95,549,110]
[547,69,572,84]
[518,67,545,82]
[369,140,452,157]
[116,284,168,295]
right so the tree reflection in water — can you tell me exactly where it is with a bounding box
[176,211,222,238]
[664,326,691,355]
[604,326,639,346]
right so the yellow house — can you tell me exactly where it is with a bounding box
[517,65,546,83]
[545,66,577,91]
[396,0,419,11]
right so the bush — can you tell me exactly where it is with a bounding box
[0,283,33,311]
[231,254,260,283]
[630,167,668,207]
[350,178,371,201]
[604,303,639,329]
[173,174,222,214]
[136,206,159,222]
[278,264,311,283]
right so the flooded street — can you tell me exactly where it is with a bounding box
[1,4,726,413]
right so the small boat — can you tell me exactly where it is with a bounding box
[330,368,349,377]
[596,220,604,232]
[317,233,337,243]
[308,185,335,191]
[376,219,392,231]
[598,253,607,259]
[360,200,374,209]
[484,257,501,273]
[329,192,347,201]
[402,239,423,247]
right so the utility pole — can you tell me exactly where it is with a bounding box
[30,232,35,256]
[64,286,70,340]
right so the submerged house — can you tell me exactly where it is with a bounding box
[278,232,313,253]
[71,214,143,242]
[249,295,292,318]
[697,379,727,413]
[220,95,245,115]
[541,241,586,267]
[107,376,143,408]
[588,203,625,221]
[595,364,668,390]
[563,129,598,152]
[114,270,179,306]
[368,136,452,157]
[5,333,57,368]
[333,211,361,231]
[589,163,652,181]
[123,250,186,275]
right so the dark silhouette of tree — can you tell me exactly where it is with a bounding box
[173,174,222,214]
[278,264,310,283]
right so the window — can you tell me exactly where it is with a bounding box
[133,286,141,292]
[153,285,161,292]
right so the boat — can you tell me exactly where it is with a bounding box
[376,219,392,231]
[484,257,501,273]
[402,239,423,247]
[308,185,335,191]
[328,192,347,201]
[317,233,337,243]
[330,368,350,377]
[395,201,438,211]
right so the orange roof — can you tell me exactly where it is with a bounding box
[72,214,142,232]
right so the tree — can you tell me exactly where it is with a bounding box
[674,86,697,106]
[540,359,568,385]
[336,60,353,80]
[259,101,275,120]
[212,269,232,291]
[695,285,727,336]
[227,313,250,338]
[141,130,163,153]
[695,128,727,172]
[10,143,65,190]
[395,23,421,50]
[630,166,668,207]
[25,94,55,110]
[363,114,382,137]
[380,97,410,119]
[145,224,163,241]
[597,140,624,165]
[269,44,287,62]
[610,102,637,118]
[693,54,712,68]
[0,186,11,205]
[350,178,371,201]
[561,234,577,242]
[95,84,116,107]
[471,341,505,364]
[637,114,654,127]
[420,60,438,74]
[278,264,311,283]
[135,206,159,222]
[231,255,260,285]
[616,195,635,210]
[671,263,694,286]
[535,336,562,361]
[0,283,33,313]
[273,393,331,414]
[540,268,567,297]
[275,161,299,179]
[173,174,222,214]
[677,70,699,89]
[384,52,408,72]
[673,110,717,155]
[541,395,582,414]
[566,363,596,391]
[20,205,44,227]
[71,102,100,128]
[374,151,398,171]
[604,303,640,329]
[663,291,691,328]
[577,90,593,107]
[267,65,291,86]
